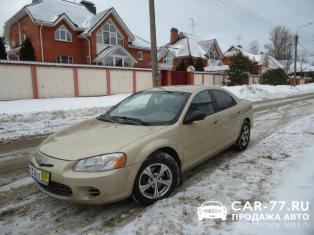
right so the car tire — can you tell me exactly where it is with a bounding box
[234,120,250,151]
[132,151,180,206]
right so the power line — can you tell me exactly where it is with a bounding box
[299,41,314,57]
[221,0,273,29]
[206,0,271,32]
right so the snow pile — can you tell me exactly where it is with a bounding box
[108,113,314,235]
[0,94,129,143]
[225,84,314,101]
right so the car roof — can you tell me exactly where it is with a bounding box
[147,85,221,93]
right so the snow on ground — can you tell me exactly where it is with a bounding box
[0,84,314,143]
[0,94,129,143]
[1,97,314,234]
[225,83,314,101]
[99,113,314,235]
[0,94,130,115]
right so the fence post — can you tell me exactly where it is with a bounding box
[31,65,39,99]
[167,71,172,85]
[223,74,226,85]
[187,72,194,85]
[132,70,137,93]
[202,73,205,85]
[73,67,79,97]
[106,69,111,95]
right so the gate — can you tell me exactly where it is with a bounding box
[171,71,188,85]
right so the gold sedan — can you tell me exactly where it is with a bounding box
[29,85,253,205]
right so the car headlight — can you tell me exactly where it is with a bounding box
[74,153,127,172]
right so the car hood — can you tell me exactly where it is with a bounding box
[38,118,166,161]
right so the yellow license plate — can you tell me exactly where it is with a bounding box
[28,163,50,185]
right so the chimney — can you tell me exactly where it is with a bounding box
[32,0,41,3]
[237,45,242,49]
[80,0,96,14]
[170,28,179,44]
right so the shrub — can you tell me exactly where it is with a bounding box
[261,68,289,85]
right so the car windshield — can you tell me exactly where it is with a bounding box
[98,91,190,126]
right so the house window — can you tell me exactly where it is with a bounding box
[163,52,174,66]
[54,26,72,42]
[56,56,74,64]
[103,49,133,67]
[138,51,144,60]
[96,20,124,46]
[209,51,216,60]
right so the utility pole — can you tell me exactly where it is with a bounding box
[293,22,313,85]
[293,34,298,86]
[149,0,159,87]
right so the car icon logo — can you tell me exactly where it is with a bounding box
[197,201,228,221]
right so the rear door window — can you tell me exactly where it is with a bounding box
[211,89,235,111]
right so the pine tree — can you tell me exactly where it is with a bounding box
[187,57,194,66]
[176,59,187,71]
[0,37,7,60]
[194,58,204,71]
[261,68,289,85]
[20,37,36,61]
[227,53,253,86]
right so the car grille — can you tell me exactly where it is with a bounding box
[38,181,72,197]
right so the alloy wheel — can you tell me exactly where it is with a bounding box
[138,163,173,199]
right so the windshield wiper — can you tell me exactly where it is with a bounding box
[110,116,149,126]
[97,114,116,123]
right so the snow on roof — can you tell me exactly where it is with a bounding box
[130,35,151,50]
[198,39,215,52]
[224,45,265,65]
[81,9,111,33]
[165,33,208,58]
[26,0,93,27]
[5,0,149,44]
[267,56,284,69]
[204,64,229,72]
[93,46,137,63]
[204,59,229,72]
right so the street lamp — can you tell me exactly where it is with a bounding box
[293,22,313,85]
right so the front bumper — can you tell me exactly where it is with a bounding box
[30,151,140,204]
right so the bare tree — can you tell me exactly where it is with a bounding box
[264,26,294,60]
[248,40,260,54]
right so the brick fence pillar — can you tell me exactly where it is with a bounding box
[106,69,111,95]
[132,70,137,93]
[31,65,39,99]
[187,72,194,85]
[167,71,172,86]
[73,67,79,97]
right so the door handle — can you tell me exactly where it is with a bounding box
[213,120,219,124]
[238,111,241,114]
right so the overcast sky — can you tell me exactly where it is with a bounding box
[1,0,314,60]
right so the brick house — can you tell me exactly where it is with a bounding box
[157,28,224,71]
[222,45,284,75]
[4,0,151,68]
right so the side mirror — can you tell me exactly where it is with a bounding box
[184,111,206,124]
